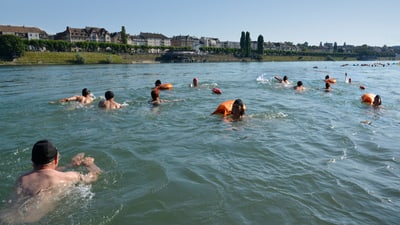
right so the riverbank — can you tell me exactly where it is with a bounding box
[0,51,386,66]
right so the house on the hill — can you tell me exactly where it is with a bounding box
[54,26,111,43]
[171,35,200,50]
[0,25,48,40]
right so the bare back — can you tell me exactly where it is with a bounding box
[17,169,81,197]
[0,170,82,224]
[98,99,121,109]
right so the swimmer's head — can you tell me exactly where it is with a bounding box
[82,88,91,97]
[105,91,114,100]
[373,95,382,106]
[31,140,58,165]
[193,77,198,86]
[155,80,161,87]
[232,99,245,116]
[297,81,303,87]
[283,76,288,81]
[325,75,330,79]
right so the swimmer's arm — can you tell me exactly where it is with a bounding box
[80,157,102,183]
[274,76,282,82]
[60,96,80,102]
[57,153,85,171]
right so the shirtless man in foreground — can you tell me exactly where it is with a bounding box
[0,140,102,224]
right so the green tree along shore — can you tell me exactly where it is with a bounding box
[0,34,398,66]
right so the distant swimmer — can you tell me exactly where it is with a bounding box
[192,77,198,87]
[0,140,102,224]
[149,87,168,106]
[361,93,382,107]
[154,79,173,90]
[324,75,336,84]
[98,90,122,110]
[294,81,305,91]
[274,75,290,84]
[60,88,94,104]
[212,99,246,120]
[345,73,352,83]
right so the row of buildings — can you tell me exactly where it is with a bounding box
[0,24,305,52]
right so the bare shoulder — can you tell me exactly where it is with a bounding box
[48,170,82,184]
[59,171,81,181]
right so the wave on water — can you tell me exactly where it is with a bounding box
[256,73,271,84]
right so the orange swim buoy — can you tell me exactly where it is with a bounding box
[212,87,222,94]
[361,93,375,104]
[159,83,173,90]
[212,100,246,116]
[212,100,235,116]
[326,78,336,84]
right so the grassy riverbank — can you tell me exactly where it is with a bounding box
[0,51,367,66]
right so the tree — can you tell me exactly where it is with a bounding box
[0,35,25,60]
[353,44,376,60]
[333,42,338,52]
[121,26,127,45]
[245,31,251,57]
[257,35,264,54]
[240,31,245,56]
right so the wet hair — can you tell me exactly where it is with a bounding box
[105,91,114,100]
[325,75,330,79]
[155,80,161,87]
[373,95,382,106]
[82,88,90,97]
[233,99,245,116]
[283,76,288,81]
[297,81,303,87]
[31,140,58,165]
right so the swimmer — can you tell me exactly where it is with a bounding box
[361,93,382,107]
[324,75,336,84]
[274,75,289,84]
[60,88,94,104]
[0,140,101,224]
[192,77,198,87]
[294,81,305,91]
[154,79,173,90]
[149,87,168,106]
[98,90,122,109]
[212,99,246,121]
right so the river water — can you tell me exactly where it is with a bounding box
[0,61,399,225]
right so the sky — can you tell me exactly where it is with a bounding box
[2,0,399,46]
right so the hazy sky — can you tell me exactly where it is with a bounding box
[2,0,399,46]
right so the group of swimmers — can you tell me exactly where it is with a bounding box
[59,72,382,122]
[275,73,382,107]
[60,88,122,109]
[57,78,246,121]
[2,68,386,223]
